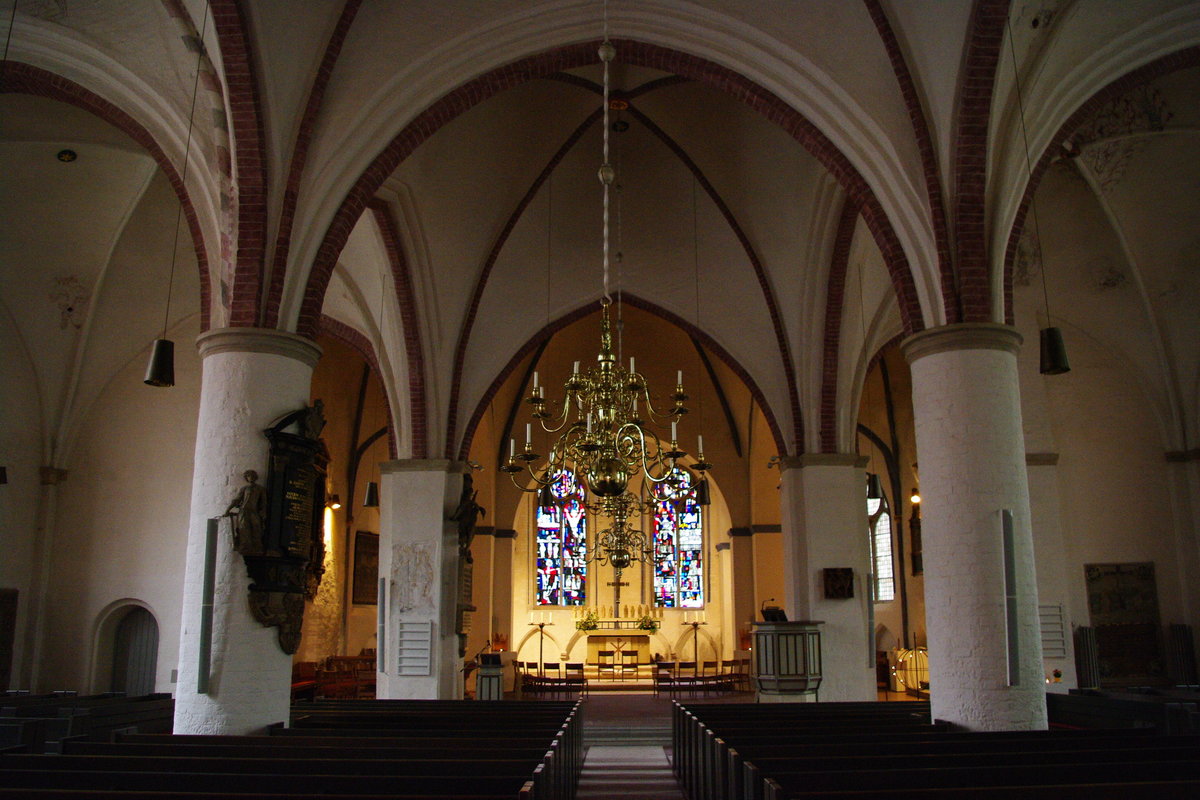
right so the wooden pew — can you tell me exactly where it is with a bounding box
[675,699,1200,800]
[753,759,1200,800]
[0,767,536,795]
[1,698,580,800]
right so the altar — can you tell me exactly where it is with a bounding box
[586,634,650,663]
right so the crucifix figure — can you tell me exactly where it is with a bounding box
[607,576,630,610]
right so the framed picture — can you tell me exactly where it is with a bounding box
[823,567,854,599]
[353,531,380,605]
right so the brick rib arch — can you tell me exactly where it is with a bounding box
[951,0,1011,324]
[209,0,268,327]
[0,62,212,329]
[319,315,397,459]
[628,106,803,455]
[263,0,363,330]
[863,0,955,323]
[819,198,861,453]
[442,108,601,461]
[455,295,787,463]
[368,199,428,459]
[295,39,926,343]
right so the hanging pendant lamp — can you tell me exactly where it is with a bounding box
[866,473,884,500]
[1039,326,1070,375]
[144,338,176,387]
[1006,17,1069,376]
[145,1,208,387]
[362,480,380,508]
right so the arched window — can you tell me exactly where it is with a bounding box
[535,470,587,605]
[652,467,703,608]
[868,496,895,602]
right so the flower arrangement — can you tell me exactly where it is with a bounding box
[575,610,599,631]
[636,614,660,633]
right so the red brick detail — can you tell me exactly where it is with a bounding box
[297,39,926,345]
[262,0,362,330]
[951,0,1010,323]
[630,106,804,454]
[455,295,787,463]
[1000,45,1200,324]
[863,0,956,322]
[0,62,212,330]
[441,108,601,459]
[819,198,860,453]
[320,315,397,459]
[368,200,428,460]
[210,0,268,326]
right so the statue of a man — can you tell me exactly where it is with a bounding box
[226,469,266,555]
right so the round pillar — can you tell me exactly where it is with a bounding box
[174,328,321,734]
[902,324,1047,730]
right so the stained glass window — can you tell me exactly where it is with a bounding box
[652,468,703,608]
[868,496,895,602]
[535,470,587,605]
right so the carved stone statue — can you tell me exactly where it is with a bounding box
[225,469,266,555]
[450,473,486,563]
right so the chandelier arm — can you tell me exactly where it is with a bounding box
[538,401,574,434]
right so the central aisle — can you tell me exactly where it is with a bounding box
[577,745,685,800]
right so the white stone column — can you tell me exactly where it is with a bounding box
[174,328,321,734]
[778,455,876,701]
[375,459,464,699]
[902,323,1047,730]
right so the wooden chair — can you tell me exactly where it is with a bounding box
[653,665,677,697]
[596,651,616,682]
[563,663,587,697]
[354,668,376,699]
[621,651,640,681]
[676,661,699,695]
[541,661,561,678]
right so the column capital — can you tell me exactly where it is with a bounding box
[196,327,321,367]
[778,454,868,471]
[901,323,1022,364]
[380,459,468,475]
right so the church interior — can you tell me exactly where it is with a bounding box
[2,0,1200,795]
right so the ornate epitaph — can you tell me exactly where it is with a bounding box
[229,402,328,653]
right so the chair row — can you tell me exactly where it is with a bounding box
[654,660,753,696]
[515,663,588,697]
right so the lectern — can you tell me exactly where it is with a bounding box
[475,653,504,701]
[753,620,823,701]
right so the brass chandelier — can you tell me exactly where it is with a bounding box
[501,38,711,577]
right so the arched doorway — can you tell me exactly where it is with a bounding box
[111,607,158,695]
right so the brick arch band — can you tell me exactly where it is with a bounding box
[0,62,213,330]
[1000,46,1200,322]
[319,314,398,460]
[295,38,927,344]
[456,294,788,464]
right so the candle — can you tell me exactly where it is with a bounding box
[573,361,580,374]
[525,423,531,445]
[677,369,683,385]
[586,412,592,433]
[533,371,539,390]
[697,434,704,454]
[629,356,636,373]
[510,439,515,460]
[671,421,678,442]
